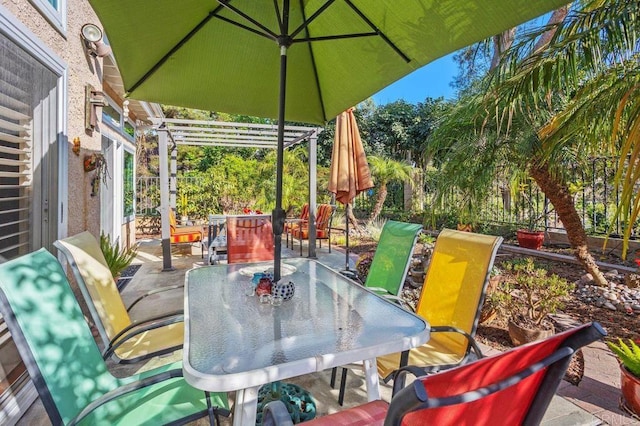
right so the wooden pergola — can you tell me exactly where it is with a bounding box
[154,118,324,270]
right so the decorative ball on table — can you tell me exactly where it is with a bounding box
[272,281,295,301]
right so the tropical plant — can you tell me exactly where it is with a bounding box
[367,156,415,223]
[178,192,189,217]
[432,0,639,287]
[364,218,387,242]
[608,339,640,378]
[100,232,138,279]
[489,0,640,283]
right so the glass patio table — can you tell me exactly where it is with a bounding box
[183,258,429,425]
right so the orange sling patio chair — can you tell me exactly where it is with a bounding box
[284,203,309,248]
[169,209,204,257]
[291,203,335,255]
[262,322,606,426]
[54,231,184,363]
[226,215,274,264]
[374,229,503,395]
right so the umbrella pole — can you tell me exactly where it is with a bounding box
[345,203,350,271]
[273,38,290,283]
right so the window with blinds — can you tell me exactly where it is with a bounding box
[0,31,58,423]
[0,39,33,261]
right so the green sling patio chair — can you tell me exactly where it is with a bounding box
[376,229,503,390]
[360,220,424,300]
[330,220,424,405]
[54,231,183,363]
[0,249,229,425]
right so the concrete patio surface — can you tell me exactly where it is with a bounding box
[17,237,639,425]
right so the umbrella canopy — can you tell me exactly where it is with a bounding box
[329,108,374,205]
[328,107,373,272]
[89,0,571,280]
[90,1,569,125]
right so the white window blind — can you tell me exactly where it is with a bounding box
[0,39,33,261]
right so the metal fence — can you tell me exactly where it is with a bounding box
[354,157,640,237]
[138,157,640,237]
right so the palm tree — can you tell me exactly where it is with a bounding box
[367,156,415,223]
[489,0,640,285]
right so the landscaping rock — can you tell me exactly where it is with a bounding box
[577,273,594,286]
[625,273,640,288]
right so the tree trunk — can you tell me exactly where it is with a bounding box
[346,203,362,232]
[491,27,517,69]
[530,163,609,287]
[533,6,569,52]
[370,183,387,223]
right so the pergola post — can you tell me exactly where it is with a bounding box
[158,127,173,271]
[308,133,318,258]
[170,145,177,213]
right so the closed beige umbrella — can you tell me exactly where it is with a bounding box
[329,108,374,274]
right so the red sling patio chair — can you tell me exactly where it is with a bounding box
[262,322,606,426]
[226,215,275,264]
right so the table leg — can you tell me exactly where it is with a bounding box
[362,358,381,401]
[233,385,260,426]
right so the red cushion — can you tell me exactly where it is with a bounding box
[305,400,388,426]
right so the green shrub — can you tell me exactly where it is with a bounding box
[500,258,574,325]
[100,232,138,279]
[608,339,640,377]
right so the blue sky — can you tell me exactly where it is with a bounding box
[372,53,459,105]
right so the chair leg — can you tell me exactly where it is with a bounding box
[330,367,337,388]
[338,367,348,406]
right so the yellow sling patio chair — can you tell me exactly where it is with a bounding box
[376,228,503,389]
[54,231,184,364]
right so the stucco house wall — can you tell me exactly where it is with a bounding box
[2,0,108,238]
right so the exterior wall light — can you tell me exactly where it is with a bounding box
[81,23,112,58]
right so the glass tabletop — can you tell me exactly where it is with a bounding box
[183,258,429,391]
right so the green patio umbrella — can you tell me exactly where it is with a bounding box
[89,0,570,281]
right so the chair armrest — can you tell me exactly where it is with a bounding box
[103,312,184,360]
[386,327,484,394]
[126,284,184,313]
[430,325,485,360]
[387,346,576,419]
[262,401,294,426]
[68,368,231,426]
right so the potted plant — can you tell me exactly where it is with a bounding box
[179,193,189,223]
[607,339,640,415]
[498,258,574,345]
[100,232,138,280]
[514,182,547,250]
